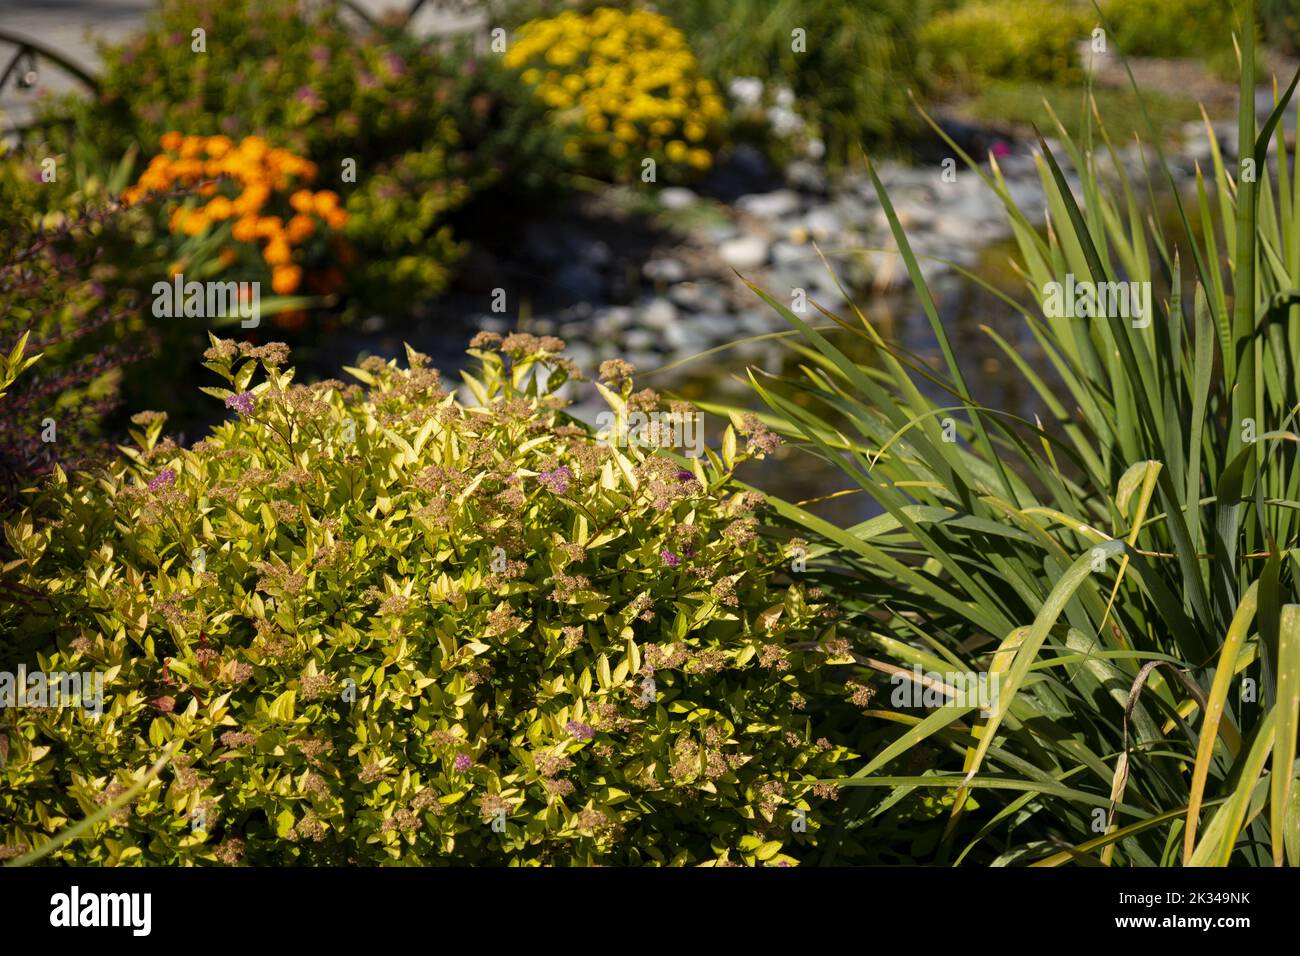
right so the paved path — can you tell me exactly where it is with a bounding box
[0,0,485,130]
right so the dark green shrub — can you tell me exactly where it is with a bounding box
[1260,0,1300,52]
[649,0,934,165]
[0,334,852,865]
[341,137,472,312]
[921,0,1090,85]
[1104,0,1237,57]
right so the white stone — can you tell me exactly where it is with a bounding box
[640,297,678,330]
[643,258,688,284]
[719,235,770,271]
[659,187,698,210]
[736,189,801,219]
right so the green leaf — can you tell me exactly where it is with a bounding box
[1272,604,1300,865]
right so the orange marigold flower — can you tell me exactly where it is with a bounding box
[218,247,239,268]
[272,265,302,294]
[242,182,270,208]
[205,196,234,220]
[276,155,311,179]
[312,191,340,216]
[254,216,283,239]
[179,211,210,236]
[130,138,327,255]
[265,148,296,171]
[285,214,316,243]
[231,216,259,243]
[171,158,203,181]
[240,136,268,160]
[138,171,169,191]
[264,238,293,266]
[205,135,233,158]
[233,188,270,218]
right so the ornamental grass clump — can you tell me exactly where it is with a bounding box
[0,333,850,866]
[743,0,1300,866]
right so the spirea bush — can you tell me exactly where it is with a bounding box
[0,334,851,865]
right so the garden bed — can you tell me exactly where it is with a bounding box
[2,0,1299,872]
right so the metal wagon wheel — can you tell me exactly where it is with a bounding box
[0,29,101,142]
[0,29,100,97]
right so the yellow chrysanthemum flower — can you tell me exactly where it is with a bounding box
[507,7,722,180]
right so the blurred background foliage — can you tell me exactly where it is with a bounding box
[1,1,1284,492]
[0,0,1277,498]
